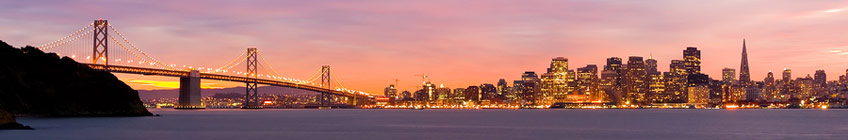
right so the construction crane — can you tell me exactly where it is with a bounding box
[414,74,429,83]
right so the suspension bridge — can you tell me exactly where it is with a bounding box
[36,19,374,109]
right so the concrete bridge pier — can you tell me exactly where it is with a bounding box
[347,96,357,107]
[176,70,204,109]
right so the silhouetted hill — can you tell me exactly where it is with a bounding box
[0,40,151,117]
[138,86,320,99]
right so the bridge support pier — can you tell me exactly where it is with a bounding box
[176,70,204,109]
[347,96,357,107]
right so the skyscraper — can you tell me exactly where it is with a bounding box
[424,82,436,101]
[624,56,648,104]
[464,86,481,102]
[602,57,624,103]
[722,68,736,83]
[765,71,775,85]
[782,69,792,82]
[647,72,665,103]
[497,79,507,96]
[384,84,398,100]
[479,84,497,101]
[540,73,556,104]
[739,39,751,84]
[683,47,701,75]
[763,71,777,101]
[601,70,621,103]
[540,57,570,104]
[436,84,451,101]
[548,57,569,73]
[814,70,826,87]
[664,60,687,102]
[646,58,659,75]
[577,65,600,101]
[605,57,623,73]
[521,71,540,104]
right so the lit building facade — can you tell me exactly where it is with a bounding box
[624,56,648,104]
[577,65,601,101]
[665,60,687,102]
[520,71,540,104]
[722,68,736,84]
[688,85,710,104]
[384,84,398,103]
[683,47,701,75]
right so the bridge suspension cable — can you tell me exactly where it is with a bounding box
[306,68,324,83]
[107,24,173,69]
[215,51,247,70]
[108,35,169,68]
[256,52,284,78]
[38,23,94,50]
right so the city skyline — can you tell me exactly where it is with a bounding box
[2,1,848,93]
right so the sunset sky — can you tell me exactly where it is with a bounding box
[2,0,848,94]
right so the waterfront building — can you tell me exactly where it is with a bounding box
[436,84,451,102]
[795,75,814,100]
[687,85,710,105]
[539,57,570,104]
[480,84,498,102]
[665,60,687,102]
[464,86,481,102]
[540,73,557,104]
[384,84,398,104]
[745,87,763,101]
[422,81,436,101]
[521,72,540,104]
[577,65,601,101]
[511,80,524,102]
[623,56,648,104]
[452,88,466,101]
[601,69,621,104]
[648,73,665,103]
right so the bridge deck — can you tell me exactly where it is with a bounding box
[85,64,371,100]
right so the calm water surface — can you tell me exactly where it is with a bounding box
[3,109,847,140]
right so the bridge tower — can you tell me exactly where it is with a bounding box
[93,19,109,68]
[319,65,332,108]
[242,48,261,109]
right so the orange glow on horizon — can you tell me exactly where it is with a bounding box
[129,80,224,89]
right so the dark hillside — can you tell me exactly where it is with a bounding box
[0,40,150,117]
